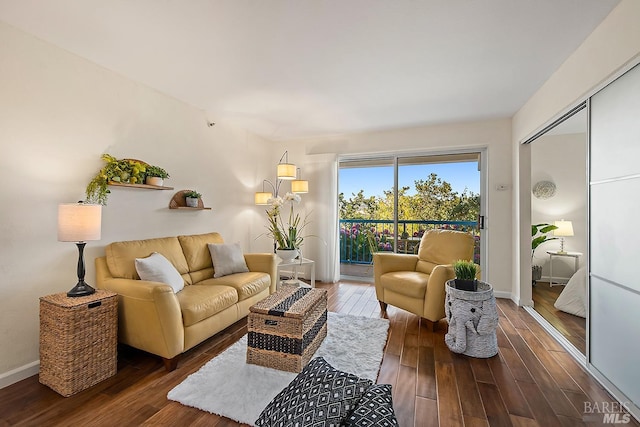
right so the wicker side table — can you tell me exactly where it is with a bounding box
[39,290,118,396]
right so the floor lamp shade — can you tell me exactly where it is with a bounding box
[58,203,102,297]
[277,163,296,180]
[291,179,309,193]
[254,191,273,205]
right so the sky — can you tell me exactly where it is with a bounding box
[339,162,480,199]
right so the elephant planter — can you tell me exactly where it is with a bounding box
[444,280,499,358]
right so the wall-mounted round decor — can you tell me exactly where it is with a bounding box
[532,180,556,199]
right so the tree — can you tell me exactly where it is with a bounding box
[340,173,479,222]
[339,190,379,219]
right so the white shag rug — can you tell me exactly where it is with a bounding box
[167,312,390,425]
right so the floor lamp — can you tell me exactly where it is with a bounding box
[58,202,102,297]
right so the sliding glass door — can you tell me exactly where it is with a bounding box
[339,152,482,279]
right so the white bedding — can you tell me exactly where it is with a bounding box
[554,266,586,318]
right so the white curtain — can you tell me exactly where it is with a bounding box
[301,153,339,283]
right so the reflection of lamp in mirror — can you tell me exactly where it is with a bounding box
[553,220,573,254]
[58,202,102,297]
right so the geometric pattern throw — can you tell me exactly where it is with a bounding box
[343,384,399,426]
[255,357,373,427]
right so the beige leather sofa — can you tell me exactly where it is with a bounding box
[373,229,477,330]
[95,232,277,370]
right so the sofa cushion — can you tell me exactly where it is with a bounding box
[135,252,185,293]
[380,271,429,299]
[343,384,399,426]
[208,243,249,278]
[178,232,224,276]
[176,284,238,327]
[106,236,191,283]
[255,357,372,427]
[197,272,270,301]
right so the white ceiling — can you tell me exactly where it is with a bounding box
[0,0,620,141]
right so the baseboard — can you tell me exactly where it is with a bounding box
[493,290,511,300]
[0,360,39,389]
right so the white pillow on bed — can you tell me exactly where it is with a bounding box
[554,266,586,318]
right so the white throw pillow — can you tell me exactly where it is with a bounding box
[135,252,184,293]
[208,242,249,278]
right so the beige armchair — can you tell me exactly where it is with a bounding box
[373,229,477,330]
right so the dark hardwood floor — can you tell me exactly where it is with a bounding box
[532,281,586,354]
[1,281,634,426]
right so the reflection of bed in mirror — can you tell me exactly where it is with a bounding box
[554,267,586,318]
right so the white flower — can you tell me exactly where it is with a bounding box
[268,196,284,207]
[284,192,301,203]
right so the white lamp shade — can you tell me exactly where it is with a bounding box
[254,192,273,205]
[291,179,309,193]
[553,220,574,237]
[58,203,102,242]
[277,163,296,180]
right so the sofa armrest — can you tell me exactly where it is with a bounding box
[95,257,184,359]
[244,253,278,293]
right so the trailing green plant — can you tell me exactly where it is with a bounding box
[184,190,202,199]
[146,165,170,179]
[531,223,558,257]
[85,154,147,205]
[453,259,477,280]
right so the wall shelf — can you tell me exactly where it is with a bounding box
[169,190,211,210]
[171,206,212,211]
[108,181,174,190]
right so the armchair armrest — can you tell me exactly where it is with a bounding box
[424,264,455,321]
[373,253,419,276]
[95,257,184,359]
[244,253,278,293]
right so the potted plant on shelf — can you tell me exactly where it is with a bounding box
[85,154,147,205]
[184,190,202,208]
[145,165,170,186]
[531,223,558,283]
[453,260,478,291]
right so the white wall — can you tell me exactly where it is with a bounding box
[0,22,273,384]
[282,119,513,296]
[513,0,640,305]
[531,132,587,280]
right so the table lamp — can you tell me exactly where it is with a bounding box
[58,202,102,297]
[553,220,573,254]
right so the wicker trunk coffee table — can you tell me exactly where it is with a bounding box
[247,284,327,372]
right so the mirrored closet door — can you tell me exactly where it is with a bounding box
[529,107,588,356]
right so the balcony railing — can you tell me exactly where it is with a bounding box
[339,219,480,265]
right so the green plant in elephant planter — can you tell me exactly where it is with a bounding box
[453,260,478,291]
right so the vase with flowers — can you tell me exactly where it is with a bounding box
[265,192,309,261]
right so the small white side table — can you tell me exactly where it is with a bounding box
[547,251,582,286]
[277,257,315,288]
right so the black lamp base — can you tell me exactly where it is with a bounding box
[67,242,95,297]
[67,280,95,297]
